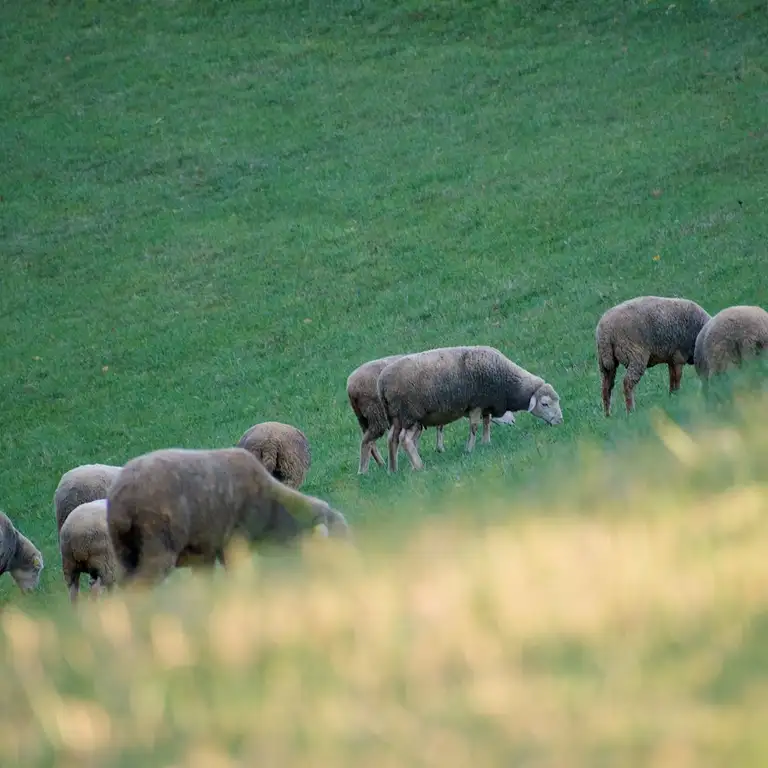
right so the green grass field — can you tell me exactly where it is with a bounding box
[2,0,766,603]
[2,2,768,761]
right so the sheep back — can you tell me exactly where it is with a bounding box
[236,422,311,489]
[596,296,711,370]
[377,346,544,429]
[54,463,122,533]
[694,305,768,379]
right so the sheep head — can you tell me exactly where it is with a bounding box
[11,535,44,593]
[528,383,564,426]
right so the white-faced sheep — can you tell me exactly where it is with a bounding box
[348,355,517,474]
[694,305,768,391]
[0,511,44,593]
[59,499,119,604]
[595,296,711,415]
[107,447,351,587]
[54,463,122,533]
[377,345,562,472]
[236,421,311,489]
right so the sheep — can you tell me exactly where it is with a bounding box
[59,499,119,604]
[595,296,711,416]
[54,463,122,533]
[236,421,311,489]
[347,355,517,474]
[0,511,44,593]
[694,305,768,391]
[377,345,562,472]
[107,447,351,587]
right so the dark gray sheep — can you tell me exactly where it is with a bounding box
[595,296,711,415]
[106,447,350,587]
[348,354,516,473]
[377,345,562,472]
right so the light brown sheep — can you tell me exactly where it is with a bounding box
[348,355,517,474]
[595,296,711,415]
[236,422,311,489]
[694,305,768,390]
[0,511,44,593]
[377,346,562,472]
[59,499,119,604]
[54,463,122,533]
[107,447,350,587]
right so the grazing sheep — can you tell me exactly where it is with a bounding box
[694,305,768,390]
[595,296,711,416]
[107,447,351,587]
[236,421,311,489]
[0,511,44,593]
[347,355,517,474]
[54,463,122,533]
[59,499,119,604]
[377,345,562,472]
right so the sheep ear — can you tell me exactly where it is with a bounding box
[528,395,537,413]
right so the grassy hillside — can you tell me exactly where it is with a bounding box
[2,0,767,611]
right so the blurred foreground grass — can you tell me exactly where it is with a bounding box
[2,394,768,767]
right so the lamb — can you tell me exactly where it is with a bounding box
[107,447,351,587]
[59,499,119,604]
[377,345,562,472]
[347,355,517,474]
[694,305,768,390]
[54,463,122,533]
[595,296,711,416]
[0,511,44,593]
[236,421,311,489]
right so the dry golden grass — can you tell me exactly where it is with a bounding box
[2,399,768,767]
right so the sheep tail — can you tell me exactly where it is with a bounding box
[595,327,615,373]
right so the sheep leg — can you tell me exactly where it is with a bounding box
[668,362,683,394]
[370,442,385,468]
[67,575,80,604]
[126,545,178,588]
[402,425,424,471]
[600,365,617,417]
[481,413,491,444]
[387,423,401,473]
[358,440,371,474]
[466,408,482,453]
[622,361,647,413]
[90,577,104,599]
[436,426,445,453]
[358,437,373,474]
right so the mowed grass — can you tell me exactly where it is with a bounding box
[1,0,767,608]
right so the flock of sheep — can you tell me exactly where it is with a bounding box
[0,296,765,605]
